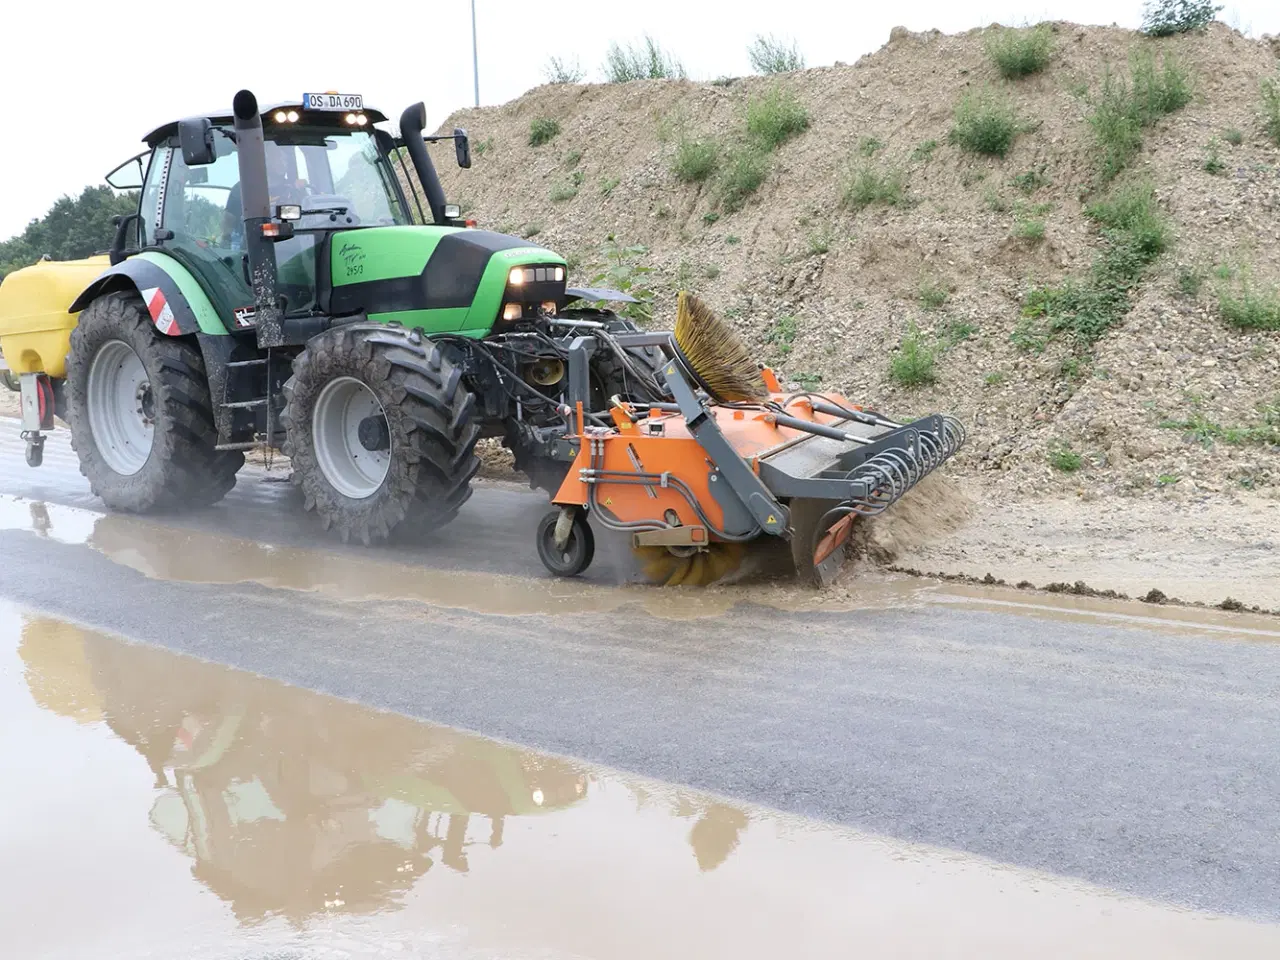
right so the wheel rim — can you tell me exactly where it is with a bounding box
[87,340,154,476]
[312,376,391,499]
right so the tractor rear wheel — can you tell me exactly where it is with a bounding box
[282,326,481,544]
[65,291,242,512]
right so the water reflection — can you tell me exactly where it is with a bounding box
[19,615,588,924]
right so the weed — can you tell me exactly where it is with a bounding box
[746,87,810,150]
[604,36,686,82]
[1011,317,1049,352]
[748,34,805,74]
[984,370,1007,386]
[984,24,1055,79]
[1141,0,1222,36]
[950,89,1023,157]
[571,171,585,187]
[1223,127,1244,145]
[1014,215,1047,242]
[655,203,673,219]
[806,227,832,257]
[1013,166,1049,193]
[1202,138,1226,175]
[702,211,720,225]
[544,56,586,84]
[888,325,938,387]
[717,147,771,212]
[711,76,736,88]
[589,235,653,323]
[702,263,722,279]
[549,181,579,203]
[945,319,977,343]
[1048,444,1083,472]
[564,251,583,272]
[1059,357,1088,380]
[599,176,621,197]
[473,137,494,157]
[521,222,542,238]
[1213,263,1235,281]
[1088,51,1193,180]
[859,136,884,157]
[791,372,823,388]
[1175,264,1206,296]
[1218,281,1280,330]
[725,235,741,245]
[911,139,939,162]
[1263,78,1280,147]
[841,162,906,210]
[1160,402,1280,447]
[917,279,948,311]
[564,150,583,169]
[675,258,694,289]
[528,118,561,147]
[982,187,1010,213]
[1085,179,1171,258]
[766,316,799,356]
[673,137,721,183]
[1157,474,1181,486]
[961,168,987,187]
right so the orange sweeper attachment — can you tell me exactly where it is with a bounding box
[531,293,966,587]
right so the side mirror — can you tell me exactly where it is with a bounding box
[178,117,215,166]
[454,127,471,169]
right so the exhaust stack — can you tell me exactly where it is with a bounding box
[399,103,447,224]
[232,89,283,348]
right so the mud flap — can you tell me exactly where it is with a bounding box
[788,499,855,588]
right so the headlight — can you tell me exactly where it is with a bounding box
[509,267,525,286]
[531,788,544,806]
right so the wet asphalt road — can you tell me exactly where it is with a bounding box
[3,422,1280,922]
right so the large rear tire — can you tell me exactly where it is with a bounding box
[65,292,242,512]
[282,325,481,544]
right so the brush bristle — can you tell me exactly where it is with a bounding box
[673,291,768,402]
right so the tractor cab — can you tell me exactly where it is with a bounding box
[103,95,470,335]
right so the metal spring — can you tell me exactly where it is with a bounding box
[844,416,967,516]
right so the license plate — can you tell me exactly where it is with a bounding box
[303,92,363,112]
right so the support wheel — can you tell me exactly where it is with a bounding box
[66,291,242,512]
[536,508,594,577]
[282,325,480,545]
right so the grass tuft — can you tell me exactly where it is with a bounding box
[746,87,810,150]
[841,162,906,210]
[888,325,938,387]
[1048,444,1083,472]
[748,34,805,74]
[604,36,686,82]
[1088,51,1193,181]
[984,24,1055,79]
[717,147,770,212]
[1218,281,1280,331]
[950,90,1022,157]
[673,137,720,183]
[1223,127,1244,146]
[528,118,561,147]
[917,279,948,311]
[911,139,939,162]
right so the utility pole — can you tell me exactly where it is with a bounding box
[471,0,480,107]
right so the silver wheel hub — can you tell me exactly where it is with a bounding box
[87,340,154,476]
[312,377,391,499]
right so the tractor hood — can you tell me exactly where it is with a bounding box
[327,226,568,335]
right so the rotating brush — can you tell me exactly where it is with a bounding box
[670,291,769,403]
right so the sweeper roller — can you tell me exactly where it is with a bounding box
[537,293,966,587]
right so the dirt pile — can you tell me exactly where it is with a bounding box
[436,21,1279,503]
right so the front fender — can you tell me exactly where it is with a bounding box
[68,252,228,337]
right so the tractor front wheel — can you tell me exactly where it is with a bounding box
[282,326,481,544]
[65,292,242,512]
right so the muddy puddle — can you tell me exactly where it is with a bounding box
[2,493,1277,642]
[3,603,1277,960]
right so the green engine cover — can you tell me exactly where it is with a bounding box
[328,225,567,337]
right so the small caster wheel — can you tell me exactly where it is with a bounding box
[23,435,44,468]
[536,507,595,577]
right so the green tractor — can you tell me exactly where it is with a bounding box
[42,89,666,543]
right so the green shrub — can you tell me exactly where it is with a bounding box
[717,147,770,212]
[746,87,810,150]
[1218,283,1280,330]
[1202,139,1226,175]
[911,139,939,162]
[1085,180,1171,259]
[1088,51,1193,181]
[549,181,579,202]
[1141,0,1221,36]
[766,315,799,356]
[673,137,720,183]
[889,325,938,387]
[1048,444,1083,472]
[604,36,686,82]
[1223,127,1244,145]
[984,24,1055,79]
[1014,216,1046,242]
[841,163,905,210]
[528,118,561,147]
[748,34,805,74]
[544,56,585,84]
[1263,78,1280,147]
[950,90,1022,157]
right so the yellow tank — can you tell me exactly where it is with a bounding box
[0,255,109,378]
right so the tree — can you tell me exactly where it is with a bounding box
[0,187,138,281]
[1141,0,1222,36]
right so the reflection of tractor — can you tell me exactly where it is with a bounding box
[0,88,963,586]
[19,617,585,923]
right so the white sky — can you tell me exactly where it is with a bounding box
[2,0,1276,242]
